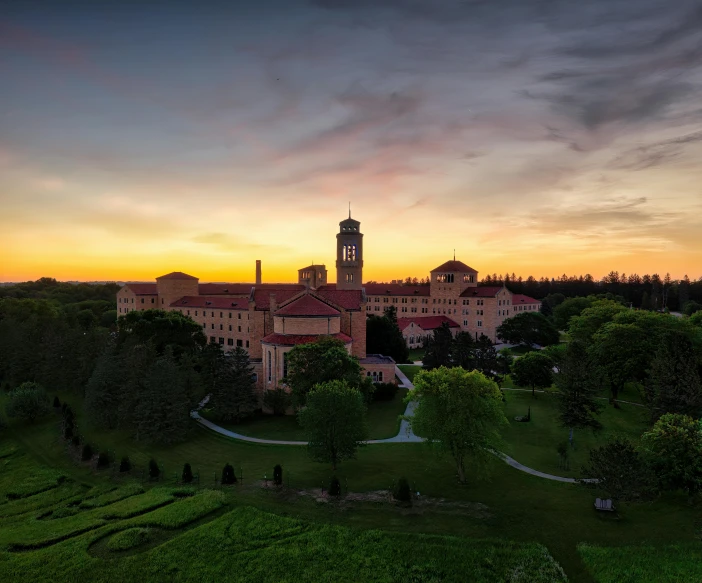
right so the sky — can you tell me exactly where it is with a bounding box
[1,0,701,283]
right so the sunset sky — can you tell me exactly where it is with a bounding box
[2,0,701,283]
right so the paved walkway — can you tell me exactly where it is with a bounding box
[191,365,582,481]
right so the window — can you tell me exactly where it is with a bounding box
[383,297,388,303]
[226,338,234,346]
[220,312,223,317]
[220,324,223,330]
[378,372,383,382]
[410,336,414,344]
[237,339,243,347]
[238,326,241,332]
[392,298,398,304]
[267,352,272,382]
[283,352,288,378]
[229,325,232,331]
[119,308,121,313]
[218,337,224,345]
[211,323,214,329]
[187,310,190,315]
[343,244,357,261]
[210,336,216,343]
[463,274,474,283]
[229,312,232,318]
[463,320,468,326]
[477,320,482,327]
[203,323,206,328]
[402,298,407,303]
[131,298,134,303]
[346,273,354,283]
[211,311,214,317]
[238,313,241,319]
[151,298,154,304]
[245,340,249,348]
[195,311,198,316]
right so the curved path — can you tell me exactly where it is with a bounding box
[191,365,579,482]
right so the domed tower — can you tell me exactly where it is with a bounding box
[336,211,363,290]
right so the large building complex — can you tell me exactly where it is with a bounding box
[117,214,540,392]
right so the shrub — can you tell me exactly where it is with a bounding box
[221,463,237,485]
[393,477,412,504]
[273,464,283,486]
[81,443,93,461]
[148,459,160,479]
[64,417,74,431]
[64,425,73,440]
[328,476,341,497]
[373,382,399,401]
[96,452,110,469]
[182,463,193,484]
[53,396,61,408]
[5,382,51,423]
[63,405,74,423]
[107,528,151,552]
[51,506,79,519]
[71,435,80,447]
[119,456,131,473]
[263,387,291,415]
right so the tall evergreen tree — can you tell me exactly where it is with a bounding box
[84,344,124,429]
[645,331,702,421]
[473,334,500,380]
[209,347,258,423]
[450,332,476,370]
[366,306,409,364]
[423,322,453,369]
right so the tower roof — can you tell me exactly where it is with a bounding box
[430,260,477,273]
[156,271,199,280]
[275,294,340,317]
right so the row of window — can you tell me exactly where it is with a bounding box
[514,305,537,311]
[371,297,430,304]
[210,337,250,348]
[435,274,475,283]
[365,371,384,382]
[462,320,483,327]
[203,323,246,332]
[180,309,247,320]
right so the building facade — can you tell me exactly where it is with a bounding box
[116,213,540,399]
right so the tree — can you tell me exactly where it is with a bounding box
[366,306,409,363]
[555,341,604,444]
[286,337,365,406]
[691,311,702,328]
[84,345,124,429]
[472,335,500,380]
[580,438,658,503]
[683,300,702,316]
[542,343,567,374]
[645,331,702,421]
[641,414,702,496]
[208,347,258,423]
[119,457,131,472]
[590,323,648,405]
[450,332,476,370]
[5,382,50,423]
[408,367,507,483]
[496,312,559,347]
[568,299,627,344]
[221,463,237,485]
[182,462,193,483]
[133,349,191,444]
[553,297,594,330]
[148,458,160,479]
[117,309,206,357]
[511,352,553,397]
[263,387,292,415]
[273,464,283,486]
[298,380,368,470]
[422,322,453,369]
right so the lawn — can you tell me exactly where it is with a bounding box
[397,364,422,384]
[407,347,425,362]
[503,344,539,356]
[3,390,701,582]
[199,387,408,441]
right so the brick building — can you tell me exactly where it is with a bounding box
[117,212,540,398]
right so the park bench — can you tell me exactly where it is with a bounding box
[594,498,615,512]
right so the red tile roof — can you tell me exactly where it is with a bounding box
[261,332,352,347]
[169,296,249,310]
[156,271,198,280]
[460,286,503,298]
[363,284,430,297]
[275,294,340,317]
[123,283,157,295]
[512,294,541,304]
[397,315,460,331]
[253,288,305,310]
[431,260,478,273]
[315,285,364,310]
[198,283,253,295]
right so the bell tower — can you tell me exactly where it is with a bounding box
[336,210,363,290]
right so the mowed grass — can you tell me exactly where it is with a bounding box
[578,542,702,583]
[502,391,648,477]
[397,364,422,384]
[200,388,408,442]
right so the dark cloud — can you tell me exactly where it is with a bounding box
[609,130,702,171]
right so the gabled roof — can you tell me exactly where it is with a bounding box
[460,286,503,298]
[275,294,340,317]
[261,332,352,347]
[364,284,430,297]
[253,287,306,311]
[123,283,157,295]
[397,316,460,331]
[431,260,478,273]
[170,296,249,310]
[198,283,253,295]
[156,271,198,280]
[315,285,364,310]
[512,294,541,304]
[298,264,325,272]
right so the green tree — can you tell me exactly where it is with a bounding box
[209,347,258,423]
[117,309,206,357]
[691,311,702,328]
[366,306,409,363]
[640,291,653,310]
[568,299,627,344]
[496,312,559,347]
[580,438,658,503]
[641,414,702,496]
[471,334,499,380]
[133,349,191,444]
[590,323,648,405]
[553,297,594,330]
[645,331,702,421]
[5,382,50,423]
[286,337,365,406]
[511,351,554,397]
[298,380,368,470]
[542,343,567,374]
[555,342,604,445]
[683,300,702,316]
[84,345,124,429]
[408,367,508,483]
[422,322,454,369]
[450,332,476,370]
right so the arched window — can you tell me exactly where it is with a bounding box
[267,351,272,382]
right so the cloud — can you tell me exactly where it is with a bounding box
[608,130,702,170]
[191,232,279,252]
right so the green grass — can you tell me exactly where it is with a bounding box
[106,527,151,551]
[578,542,702,583]
[504,344,539,356]
[502,391,648,477]
[200,388,408,441]
[407,347,425,362]
[398,364,422,384]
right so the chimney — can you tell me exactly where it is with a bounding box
[255,260,262,285]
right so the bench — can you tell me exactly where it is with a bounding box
[594,498,615,512]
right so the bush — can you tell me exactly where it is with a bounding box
[221,463,237,485]
[373,382,398,401]
[263,387,291,415]
[53,396,61,408]
[5,382,51,423]
[71,435,80,447]
[182,463,193,484]
[64,417,74,431]
[64,425,73,440]
[273,464,283,486]
[81,443,93,461]
[107,527,151,552]
[96,452,110,469]
[63,405,74,423]
[393,477,412,504]
[148,458,160,479]
[119,456,131,473]
[328,476,341,497]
